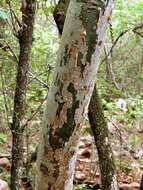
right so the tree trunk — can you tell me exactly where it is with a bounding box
[54,1,118,190]
[88,84,119,190]
[11,1,36,189]
[140,174,143,190]
[36,1,113,190]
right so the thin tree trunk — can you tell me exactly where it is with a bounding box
[11,1,36,189]
[88,84,119,190]
[54,1,118,190]
[140,174,143,190]
[104,44,120,90]
[36,1,113,190]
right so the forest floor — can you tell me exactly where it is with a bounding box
[0,121,142,190]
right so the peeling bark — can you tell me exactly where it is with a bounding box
[11,1,36,189]
[54,1,118,190]
[36,1,113,190]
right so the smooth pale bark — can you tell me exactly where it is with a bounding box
[54,1,119,190]
[11,1,36,189]
[36,1,113,190]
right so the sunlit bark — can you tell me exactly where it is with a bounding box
[54,1,118,190]
[36,0,113,189]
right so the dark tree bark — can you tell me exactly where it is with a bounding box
[140,174,143,190]
[88,84,119,190]
[11,1,36,189]
[54,1,119,190]
[53,0,69,35]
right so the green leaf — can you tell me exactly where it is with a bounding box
[0,133,7,144]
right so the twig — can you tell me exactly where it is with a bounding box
[102,29,129,63]
[6,0,18,37]
[105,116,122,138]
[133,23,143,31]
[28,71,49,88]
[0,40,49,88]
[133,30,143,38]
[22,95,47,129]
[104,45,120,90]
[1,39,19,62]
[102,23,143,63]
[11,9,22,28]
[0,67,11,128]
[105,116,123,170]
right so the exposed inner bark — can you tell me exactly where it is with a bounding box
[36,1,114,190]
[54,1,119,190]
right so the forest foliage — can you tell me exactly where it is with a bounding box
[0,0,143,189]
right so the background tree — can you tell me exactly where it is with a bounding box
[88,84,118,190]
[9,0,36,189]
